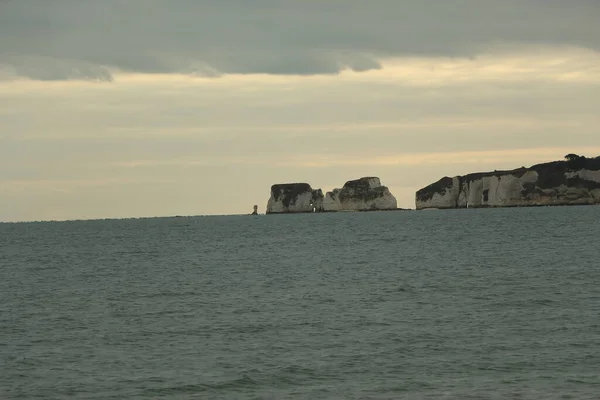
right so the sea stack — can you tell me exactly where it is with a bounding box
[265,177,397,214]
[266,183,324,214]
[323,177,397,211]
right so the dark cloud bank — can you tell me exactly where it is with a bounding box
[0,0,598,81]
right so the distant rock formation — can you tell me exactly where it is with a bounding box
[265,177,397,214]
[266,183,324,214]
[323,177,398,211]
[252,205,258,215]
[416,155,600,210]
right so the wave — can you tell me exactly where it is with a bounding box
[143,374,259,396]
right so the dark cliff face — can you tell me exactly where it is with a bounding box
[415,176,454,202]
[311,189,325,211]
[530,158,600,189]
[521,158,600,197]
[416,155,600,207]
[270,183,313,208]
[337,177,387,202]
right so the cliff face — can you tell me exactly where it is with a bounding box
[416,156,600,210]
[266,183,324,214]
[266,177,397,213]
[323,177,398,211]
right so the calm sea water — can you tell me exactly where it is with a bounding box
[1,207,599,399]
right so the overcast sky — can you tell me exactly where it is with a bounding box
[1,1,599,222]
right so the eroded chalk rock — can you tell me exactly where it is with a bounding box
[416,155,600,209]
[265,177,398,213]
[323,177,398,211]
[266,183,324,214]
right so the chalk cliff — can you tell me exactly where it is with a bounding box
[266,177,397,213]
[323,177,398,211]
[416,155,600,210]
[266,183,324,214]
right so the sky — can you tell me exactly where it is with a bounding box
[1,0,600,222]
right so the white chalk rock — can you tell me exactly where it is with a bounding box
[266,183,323,214]
[416,156,600,209]
[323,177,397,211]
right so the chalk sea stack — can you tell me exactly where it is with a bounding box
[415,154,600,210]
[323,177,397,211]
[266,183,324,214]
[265,177,397,214]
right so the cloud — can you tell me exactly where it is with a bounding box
[0,55,113,82]
[1,0,599,80]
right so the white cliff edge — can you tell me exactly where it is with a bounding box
[416,156,600,210]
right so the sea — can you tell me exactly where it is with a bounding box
[1,206,599,399]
